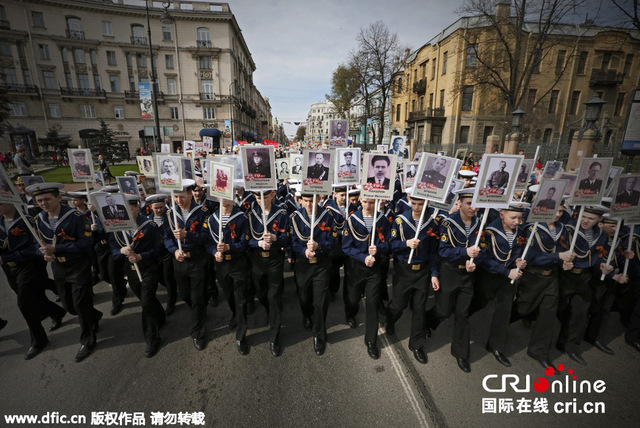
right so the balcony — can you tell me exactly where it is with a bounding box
[408,107,445,122]
[0,19,10,30]
[589,69,623,87]
[196,40,212,48]
[60,87,106,98]
[199,92,215,100]
[65,29,85,40]
[0,83,39,95]
[413,78,426,94]
[130,36,147,45]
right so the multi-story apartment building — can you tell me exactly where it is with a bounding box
[348,87,391,149]
[305,100,346,143]
[0,0,271,157]
[390,1,640,160]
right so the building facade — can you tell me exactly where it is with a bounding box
[0,0,271,157]
[305,100,346,143]
[348,87,391,149]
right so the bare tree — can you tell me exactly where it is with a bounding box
[610,0,640,30]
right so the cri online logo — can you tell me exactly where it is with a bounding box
[483,364,606,394]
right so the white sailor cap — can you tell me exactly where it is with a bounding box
[528,184,540,193]
[458,170,477,178]
[145,194,169,204]
[453,187,475,199]
[176,179,196,191]
[584,205,609,216]
[68,191,89,200]
[125,194,143,203]
[101,185,120,193]
[125,171,141,176]
[25,182,64,197]
[504,201,530,212]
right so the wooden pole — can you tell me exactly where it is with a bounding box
[600,219,622,281]
[469,209,489,264]
[623,225,634,277]
[122,233,143,282]
[407,201,428,264]
[171,190,183,253]
[568,206,585,255]
[511,222,538,284]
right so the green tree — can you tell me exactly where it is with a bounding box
[0,87,11,139]
[37,128,72,160]
[326,64,361,117]
[93,119,120,164]
[295,125,306,142]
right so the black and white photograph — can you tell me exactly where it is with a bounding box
[605,166,624,197]
[403,162,419,189]
[515,159,534,189]
[117,176,139,196]
[454,148,468,161]
[611,173,640,221]
[68,148,94,182]
[335,147,360,185]
[141,176,158,196]
[412,153,456,203]
[290,154,304,180]
[376,144,388,154]
[528,180,567,223]
[571,157,613,205]
[136,156,154,175]
[92,192,136,232]
[184,140,195,151]
[181,158,195,180]
[542,160,563,179]
[473,154,523,208]
[389,136,405,158]
[554,171,578,196]
[302,149,334,194]
[361,153,396,200]
[277,158,290,180]
[94,171,104,188]
[157,155,182,190]
[241,145,276,191]
[329,119,348,148]
[430,178,465,211]
[20,175,44,188]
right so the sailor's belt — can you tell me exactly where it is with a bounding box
[100,239,107,245]
[527,267,554,276]
[442,261,467,270]
[57,256,67,263]
[308,257,317,264]
[224,254,234,261]
[570,268,584,274]
[411,264,422,271]
[261,251,271,258]
[6,261,16,267]
[182,252,191,258]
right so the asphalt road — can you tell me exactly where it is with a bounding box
[1,265,638,427]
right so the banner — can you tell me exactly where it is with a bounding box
[263,139,279,148]
[138,82,153,119]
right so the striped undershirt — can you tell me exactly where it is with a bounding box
[549,226,557,241]
[363,215,374,231]
[49,217,58,230]
[464,225,471,237]
[584,229,595,247]
[153,217,164,227]
[221,214,230,229]
[505,231,515,249]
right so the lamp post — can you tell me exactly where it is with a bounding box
[228,81,236,147]
[567,96,607,170]
[504,107,525,154]
[145,1,174,153]
[578,96,606,141]
[405,125,412,159]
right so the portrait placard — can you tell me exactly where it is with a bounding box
[184,140,195,151]
[302,150,334,194]
[376,144,388,154]
[554,172,578,196]
[335,147,360,185]
[0,164,24,204]
[361,153,397,200]
[137,156,155,175]
[329,119,348,148]
[184,150,194,159]
[91,192,136,233]
[241,145,276,191]
[276,158,290,180]
[454,148,468,161]
[141,176,158,196]
[611,173,640,221]
[94,171,105,189]
[411,153,457,203]
[117,176,139,196]
[472,154,523,209]
[570,157,613,205]
[528,179,567,223]
[430,178,465,211]
[403,161,420,190]
[605,166,624,197]
[209,161,235,200]
[68,148,95,182]
[389,136,406,159]
[515,159,534,189]
[21,176,44,187]
[542,161,563,179]
[157,155,182,191]
[290,153,304,180]
[220,154,245,186]
[161,143,170,153]
[181,157,194,180]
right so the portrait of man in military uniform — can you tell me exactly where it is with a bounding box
[484,160,510,195]
[100,194,130,221]
[616,176,640,207]
[421,157,449,189]
[536,186,558,210]
[340,151,357,174]
[307,153,330,181]
[246,149,271,178]
[71,149,91,177]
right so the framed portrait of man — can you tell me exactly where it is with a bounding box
[611,173,640,221]
[137,156,155,175]
[329,119,348,148]
[554,171,578,197]
[209,161,235,200]
[141,176,158,196]
[220,154,245,185]
[277,158,290,180]
[0,164,23,204]
[528,179,567,223]
[454,148,468,161]
[403,161,419,190]
[473,154,523,209]
[21,175,44,188]
[157,155,182,191]
[430,178,465,212]
[389,136,406,158]
[542,161,563,179]
[515,159,534,189]
[94,171,105,189]
[68,148,94,182]
[290,154,304,180]
[181,158,194,180]
[334,147,360,185]
[605,166,624,197]
[412,153,456,203]
[241,145,276,191]
[92,192,136,233]
[376,144,388,154]
[117,176,139,196]
[361,153,397,200]
[184,140,195,151]
[302,150,334,194]
[570,157,613,205]
[184,150,194,160]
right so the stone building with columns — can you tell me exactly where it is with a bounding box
[0,0,272,157]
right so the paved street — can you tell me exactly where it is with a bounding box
[1,266,638,427]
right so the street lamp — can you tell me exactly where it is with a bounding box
[511,107,525,133]
[578,96,606,141]
[405,125,412,159]
[228,81,237,146]
[146,1,174,152]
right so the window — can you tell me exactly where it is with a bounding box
[396,78,402,93]
[38,44,50,60]
[203,107,215,120]
[91,50,97,65]
[136,54,146,68]
[16,42,26,58]
[569,91,580,115]
[483,126,493,143]
[131,25,145,44]
[614,92,625,117]
[531,51,541,73]
[459,126,470,144]
[74,49,85,64]
[65,72,73,88]
[411,99,415,112]
[0,5,5,21]
[170,106,179,119]
[94,74,101,90]
[604,130,613,146]
[595,90,604,99]
[81,105,96,118]
[395,104,400,121]
[114,105,124,119]
[577,51,588,75]
[624,54,634,75]
[77,73,89,90]
[61,47,69,63]
[163,126,173,137]
[10,102,26,116]
[429,93,434,108]
[420,96,424,110]
[197,27,210,45]
[107,51,117,66]
[404,102,408,118]
[43,71,56,89]
[0,41,10,56]
[461,86,474,111]
[420,61,427,78]
[49,103,61,118]
[3,68,17,85]
[126,54,133,68]
[129,76,135,91]
[109,75,120,92]
[32,11,44,28]
[167,78,176,94]
[601,52,611,70]
[527,88,537,108]
[165,54,174,69]
[466,44,477,67]
[440,89,445,108]
[66,17,83,39]
[555,50,566,74]
[23,70,32,86]
[102,21,113,36]
[548,90,559,114]
[442,51,448,74]
[431,60,436,79]
[543,128,553,144]
[201,80,214,98]
[162,26,172,41]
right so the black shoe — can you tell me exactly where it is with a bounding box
[145,340,160,358]
[74,344,94,362]
[346,317,357,329]
[627,341,640,353]
[110,303,122,316]
[313,337,325,355]
[193,338,206,351]
[589,339,614,355]
[92,275,101,285]
[456,356,471,373]
[246,301,255,315]
[93,311,103,333]
[0,318,7,331]
[228,316,237,330]
[411,346,427,364]
[236,339,249,355]
[165,304,175,316]
[270,338,282,357]
[486,344,511,367]
[209,297,219,307]
[567,352,587,366]
[25,340,48,360]
[49,315,64,332]
[425,328,431,339]
[303,316,312,331]
[385,320,395,336]
[366,342,380,360]
[529,354,557,372]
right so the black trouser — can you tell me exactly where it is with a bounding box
[216,255,249,341]
[3,260,64,348]
[51,257,101,346]
[472,270,516,354]
[206,254,218,301]
[125,262,165,347]
[585,275,616,344]
[93,239,111,284]
[295,256,330,341]
[158,251,177,308]
[388,260,430,350]
[328,248,347,295]
[617,273,640,344]
[513,269,559,360]
[108,256,127,306]
[173,251,208,340]
[558,269,592,354]
[427,261,474,359]
[345,258,382,344]
[249,249,284,342]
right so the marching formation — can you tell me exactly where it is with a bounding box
[0,149,639,378]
